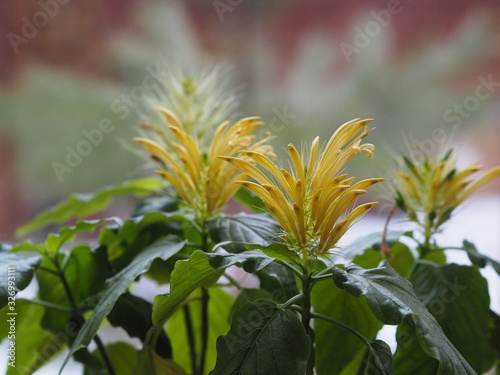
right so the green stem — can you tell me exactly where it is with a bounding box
[223,272,243,290]
[198,287,210,375]
[301,268,315,375]
[311,273,333,282]
[51,257,116,375]
[183,305,198,374]
[30,299,73,312]
[276,259,303,278]
[311,312,371,348]
[197,226,211,375]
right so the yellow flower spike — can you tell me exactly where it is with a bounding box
[392,149,500,236]
[155,171,191,203]
[321,202,380,253]
[222,118,383,256]
[136,109,273,218]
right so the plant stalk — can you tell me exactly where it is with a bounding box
[183,305,198,374]
[301,267,315,375]
[51,257,116,375]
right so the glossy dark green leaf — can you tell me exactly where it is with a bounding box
[131,196,179,216]
[152,250,273,327]
[99,212,185,272]
[17,178,164,235]
[364,340,394,375]
[212,299,310,375]
[0,252,41,309]
[152,251,224,327]
[462,240,500,275]
[167,288,233,374]
[60,235,185,374]
[45,219,119,256]
[245,243,301,264]
[333,261,476,374]
[312,280,383,375]
[228,288,272,323]
[206,213,279,253]
[409,262,495,373]
[394,319,439,374]
[206,251,274,273]
[107,293,172,359]
[257,262,300,303]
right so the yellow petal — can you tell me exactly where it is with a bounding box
[456,166,500,205]
[155,170,190,203]
[157,107,184,130]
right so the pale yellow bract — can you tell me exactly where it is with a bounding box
[134,107,274,218]
[394,150,500,235]
[221,118,384,255]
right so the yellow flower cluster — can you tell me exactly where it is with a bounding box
[394,150,500,235]
[134,108,274,218]
[221,118,384,255]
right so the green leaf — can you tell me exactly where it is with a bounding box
[342,231,406,260]
[333,261,476,375]
[212,299,310,375]
[462,240,500,275]
[99,212,185,272]
[408,262,495,373]
[135,349,187,375]
[131,196,179,217]
[152,251,223,327]
[60,235,185,374]
[394,320,439,374]
[0,253,41,309]
[352,241,415,278]
[37,244,110,334]
[257,262,300,303]
[206,251,274,273]
[233,186,268,212]
[167,288,233,374]
[312,280,383,375]
[364,340,394,375]
[107,293,172,359]
[0,300,64,375]
[246,243,301,264]
[228,288,271,323]
[152,250,273,326]
[45,218,119,256]
[17,178,164,235]
[92,342,138,375]
[206,213,279,253]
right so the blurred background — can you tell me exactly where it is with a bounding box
[0,0,499,372]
